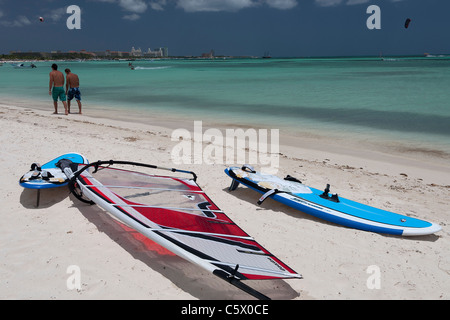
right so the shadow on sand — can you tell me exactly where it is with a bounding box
[19,183,300,300]
[19,186,71,209]
[70,197,301,300]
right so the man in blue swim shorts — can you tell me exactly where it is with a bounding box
[49,64,68,115]
[65,68,82,114]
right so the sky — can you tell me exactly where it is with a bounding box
[0,0,449,57]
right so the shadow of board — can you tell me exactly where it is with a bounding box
[68,195,301,300]
[19,186,71,209]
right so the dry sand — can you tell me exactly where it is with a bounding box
[0,102,449,300]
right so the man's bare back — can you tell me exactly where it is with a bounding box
[49,70,65,88]
[66,72,80,88]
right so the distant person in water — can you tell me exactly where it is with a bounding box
[49,64,68,115]
[65,68,82,114]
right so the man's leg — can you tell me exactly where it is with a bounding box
[62,101,68,115]
[60,89,68,115]
[77,100,82,114]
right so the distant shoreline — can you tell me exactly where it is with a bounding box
[2,53,450,62]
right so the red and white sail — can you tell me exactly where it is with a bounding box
[61,161,301,299]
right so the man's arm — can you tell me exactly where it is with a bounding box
[49,73,53,95]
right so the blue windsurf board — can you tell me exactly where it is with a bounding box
[20,153,88,189]
[225,165,441,236]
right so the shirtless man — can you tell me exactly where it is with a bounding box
[65,68,82,114]
[49,64,68,115]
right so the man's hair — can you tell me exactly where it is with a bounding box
[65,68,71,73]
[51,64,58,70]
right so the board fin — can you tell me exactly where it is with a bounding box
[284,175,302,184]
[257,189,287,205]
[229,179,240,191]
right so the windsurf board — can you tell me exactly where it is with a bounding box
[225,165,441,236]
[19,153,88,206]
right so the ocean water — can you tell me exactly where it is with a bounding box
[1,57,450,156]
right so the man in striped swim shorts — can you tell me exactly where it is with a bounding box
[65,68,82,114]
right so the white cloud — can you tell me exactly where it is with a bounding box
[48,7,67,22]
[150,0,167,11]
[268,0,298,10]
[314,0,343,7]
[175,0,300,12]
[346,0,369,5]
[123,13,141,20]
[92,0,299,13]
[93,0,148,20]
[176,0,257,12]
[92,0,409,15]
[16,15,31,26]
[265,0,298,10]
[0,15,31,27]
[119,0,148,13]
[317,0,403,6]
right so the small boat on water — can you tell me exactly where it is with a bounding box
[12,63,37,69]
[262,51,271,59]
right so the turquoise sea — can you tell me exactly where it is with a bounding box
[1,57,450,157]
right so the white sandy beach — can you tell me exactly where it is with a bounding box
[0,101,449,300]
